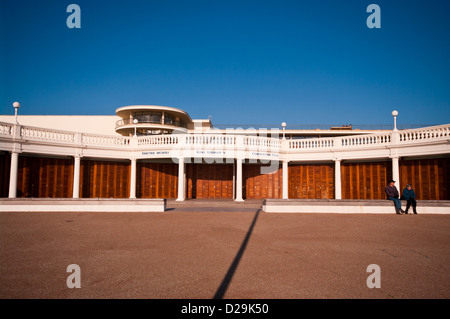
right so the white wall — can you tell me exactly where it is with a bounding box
[0,115,121,135]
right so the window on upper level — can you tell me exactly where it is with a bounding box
[133,112,162,124]
[164,114,174,125]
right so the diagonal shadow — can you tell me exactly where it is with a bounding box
[213,209,261,299]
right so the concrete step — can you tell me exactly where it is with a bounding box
[0,198,166,212]
[263,199,450,214]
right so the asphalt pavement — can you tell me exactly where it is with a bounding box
[0,203,449,299]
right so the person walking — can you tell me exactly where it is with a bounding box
[385,180,405,215]
[402,184,418,214]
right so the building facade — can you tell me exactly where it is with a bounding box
[1,105,449,201]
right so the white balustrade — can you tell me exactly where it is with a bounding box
[0,122,12,136]
[399,124,450,143]
[1,122,449,155]
[245,136,281,149]
[21,126,75,143]
[289,137,334,149]
[340,133,391,147]
[82,133,130,146]
[185,134,236,146]
[138,135,179,146]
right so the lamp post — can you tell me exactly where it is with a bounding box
[13,102,20,124]
[281,122,287,140]
[133,118,138,137]
[392,110,398,132]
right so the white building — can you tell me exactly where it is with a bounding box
[1,105,449,201]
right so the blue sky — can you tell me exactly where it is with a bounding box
[1,0,449,127]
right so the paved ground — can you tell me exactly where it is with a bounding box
[1,200,449,299]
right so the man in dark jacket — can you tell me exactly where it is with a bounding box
[402,184,418,214]
[385,180,405,214]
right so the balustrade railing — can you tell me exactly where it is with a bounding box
[82,133,130,146]
[138,135,179,146]
[116,118,188,129]
[185,135,236,146]
[289,138,334,149]
[340,133,391,147]
[245,136,281,149]
[0,122,12,136]
[21,126,75,143]
[399,124,450,142]
[1,122,449,154]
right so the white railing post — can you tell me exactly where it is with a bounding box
[176,157,185,201]
[129,158,137,199]
[334,137,343,150]
[334,158,342,199]
[390,126,401,192]
[235,158,244,202]
[232,160,236,200]
[12,124,21,140]
[130,135,138,148]
[391,156,400,192]
[282,159,289,199]
[74,132,83,145]
[72,156,81,198]
[0,122,12,137]
[234,135,245,202]
[391,130,400,145]
[8,152,19,198]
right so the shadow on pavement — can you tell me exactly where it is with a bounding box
[213,209,261,299]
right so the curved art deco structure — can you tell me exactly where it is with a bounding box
[115,105,192,136]
[0,108,449,202]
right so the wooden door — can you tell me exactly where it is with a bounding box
[0,152,10,197]
[341,161,391,199]
[400,157,450,200]
[16,155,74,198]
[80,159,130,198]
[243,164,282,199]
[288,163,334,199]
[186,164,233,199]
[137,162,178,198]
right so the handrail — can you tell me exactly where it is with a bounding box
[116,118,188,129]
[0,121,449,154]
[340,132,391,147]
[399,124,450,142]
[289,137,334,149]
[185,135,236,146]
[21,125,75,143]
[245,136,281,148]
[82,133,131,146]
[0,122,13,137]
[138,135,179,146]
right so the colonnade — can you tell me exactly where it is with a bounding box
[7,153,402,201]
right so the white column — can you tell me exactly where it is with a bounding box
[235,158,244,202]
[282,160,288,199]
[176,157,185,201]
[8,152,19,198]
[334,159,342,199]
[129,158,137,199]
[392,156,400,192]
[232,160,236,200]
[72,156,81,198]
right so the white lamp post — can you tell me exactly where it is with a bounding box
[13,102,20,124]
[133,118,138,137]
[281,122,287,140]
[392,110,398,132]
